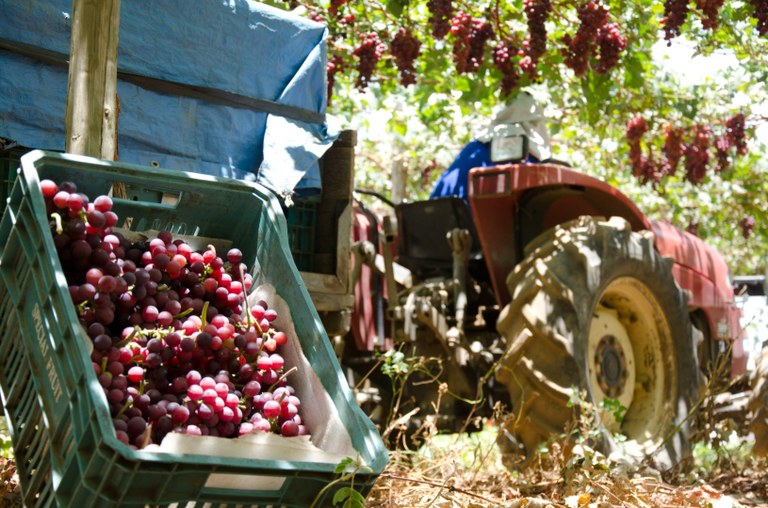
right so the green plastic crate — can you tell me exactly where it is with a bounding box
[0,147,26,218]
[0,150,387,508]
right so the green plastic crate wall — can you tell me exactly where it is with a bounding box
[0,151,387,508]
[285,199,317,272]
[0,145,27,218]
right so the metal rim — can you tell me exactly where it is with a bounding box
[588,276,677,452]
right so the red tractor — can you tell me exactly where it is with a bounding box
[344,127,747,470]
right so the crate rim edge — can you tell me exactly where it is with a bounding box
[12,149,389,473]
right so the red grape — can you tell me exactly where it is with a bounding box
[40,179,58,198]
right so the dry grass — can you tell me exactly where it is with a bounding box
[366,421,768,508]
[1,427,766,507]
[0,457,21,507]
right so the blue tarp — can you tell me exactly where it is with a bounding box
[0,0,337,198]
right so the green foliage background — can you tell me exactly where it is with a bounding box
[268,0,767,275]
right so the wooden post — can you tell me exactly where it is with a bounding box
[390,147,406,204]
[64,0,120,160]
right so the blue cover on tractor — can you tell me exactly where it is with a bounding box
[0,0,336,198]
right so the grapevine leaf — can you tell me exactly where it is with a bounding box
[335,456,355,474]
[345,490,367,507]
[624,54,646,89]
[384,0,408,17]
[332,487,353,505]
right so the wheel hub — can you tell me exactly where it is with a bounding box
[588,305,636,428]
[594,334,629,398]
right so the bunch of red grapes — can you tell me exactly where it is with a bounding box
[427,0,454,39]
[352,32,386,89]
[562,1,627,76]
[390,27,422,86]
[663,0,757,41]
[493,37,521,96]
[726,113,748,156]
[328,0,349,17]
[625,114,650,180]
[714,135,731,173]
[661,0,690,44]
[625,114,749,186]
[661,124,684,177]
[753,0,768,36]
[697,0,725,30]
[684,124,711,185]
[521,0,552,77]
[594,22,627,74]
[41,179,309,450]
[448,12,494,74]
[326,53,346,104]
[740,215,756,240]
[627,116,685,185]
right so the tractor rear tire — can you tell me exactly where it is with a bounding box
[748,342,768,456]
[495,216,700,470]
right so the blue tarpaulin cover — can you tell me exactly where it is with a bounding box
[0,0,337,198]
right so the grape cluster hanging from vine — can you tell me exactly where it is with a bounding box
[624,113,749,187]
[302,0,767,99]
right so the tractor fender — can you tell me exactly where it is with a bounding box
[651,220,746,376]
[469,163,651,306]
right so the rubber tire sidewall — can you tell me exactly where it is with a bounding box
[748,343,768,456]
[495,216,700,470]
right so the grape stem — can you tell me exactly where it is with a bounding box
[115,327,139,348]
[50,212,63,235]
[76,301,89,317]
[139,423,153,449]
[268,366,298,392]
[255,329,272,357]
[114,397,134,420]
[173,307,194,320]
[240,263,253,328]
[201,301,210,328]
